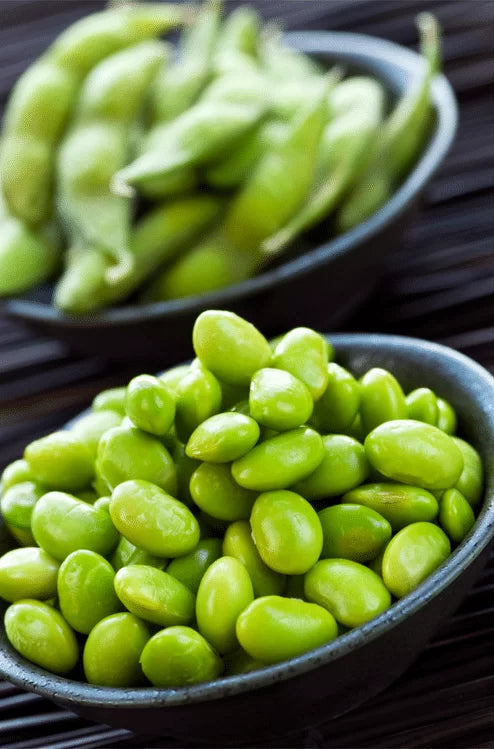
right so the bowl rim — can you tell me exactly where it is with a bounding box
[5,28,458,328]
[1,333,493,708]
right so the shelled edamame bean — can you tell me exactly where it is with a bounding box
[0,310,484,686]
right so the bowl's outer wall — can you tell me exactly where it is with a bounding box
[1,335,493,743]
[5,30,457,361]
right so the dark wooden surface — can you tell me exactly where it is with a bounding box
[1,1,494,747]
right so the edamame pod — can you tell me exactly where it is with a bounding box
[236,596,337,664]
[213,6,260,74]
[110,479,199,557]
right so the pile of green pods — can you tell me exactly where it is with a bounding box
[0,310,483,687]
[0,1,441,313]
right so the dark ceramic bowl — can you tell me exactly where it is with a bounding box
[1,334,493,745]
[4,30,458,362]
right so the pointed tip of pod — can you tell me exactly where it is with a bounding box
[105,252,134,286]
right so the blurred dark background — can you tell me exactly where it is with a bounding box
[1,1,494,747]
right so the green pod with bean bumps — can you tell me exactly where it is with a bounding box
[271,328,331,402]
[31,491,119,561]
[382,522,451,598]
[166,538,222,593]
[0,3,187,226]
[232,427,324,491]
[186,412,260,462]
[5,600,79,674]
[439,488,475,543]
[196,555,254,653]
[110,479,199,557]
[305,559,391,628]
[249,368,313,432]
[83,612,151,687]
[57,550,121,634]
[294,434,369,499]
[189,463,257,521]
[222,520,286,597]
[96,424,177,495]
[25,431,94,492]
[125,375,175,437]
[452,437,483,508]
[114,564,195,627]
[250,491,323,575]
[364,420,464,490]
[317,504,392,562]
[342,483,439,531]
[311,363,360,433]
[0,548,59,602]
[193,310,272,386]
[140,626,224,687]
[236,596,337,664]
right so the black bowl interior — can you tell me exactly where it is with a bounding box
[4,30,458,360]
[0,334,493,744]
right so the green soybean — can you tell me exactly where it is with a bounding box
[174,366,223,442]
[305,559,391,628]
[311,363,360,433]
[96,424,177,495]
[166,538,222,593]
[223,520,286,597]
[0,481,44,536]
[249,368,313,431]
[193,310,271,386]
[31,491,118,561]
[125,375,175,436]
[359,368,407,434]
[70,409,122,458]
[111,535,167,571]
[114,564,195,627]
[318,504,391,562]
[5,600,79,674]
[436,397,457,435]
[58,549,121,633]
[140,626,223,687]
[189,463,257,521]
[110,479,199,557]
[364,420,464,490]
[172,442,199,508]
[452,437,483,508]
[271,327,330,401]
[406,387,438,425]
[0,548,59,602]
[25,432,94,492]
[0,459,32,492]
[439,488,475,543]
[232,427,324,491]
[236,596,337,664]
[186,412,260,462]
[382,522,451,598]
[294,434,369,499]
[196,556,254,653]
[250,490,323,575]
[342,483,439,531]
[83,612,150,687]
[92,386,127,415]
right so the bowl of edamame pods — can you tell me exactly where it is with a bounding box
[0,311,493,743]
[0,2,457,360]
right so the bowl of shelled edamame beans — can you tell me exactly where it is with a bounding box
[0,310,493,744]
[1,2,457,360]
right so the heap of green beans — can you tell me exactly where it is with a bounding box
[0,310,483,687]
[0,2,441,313]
